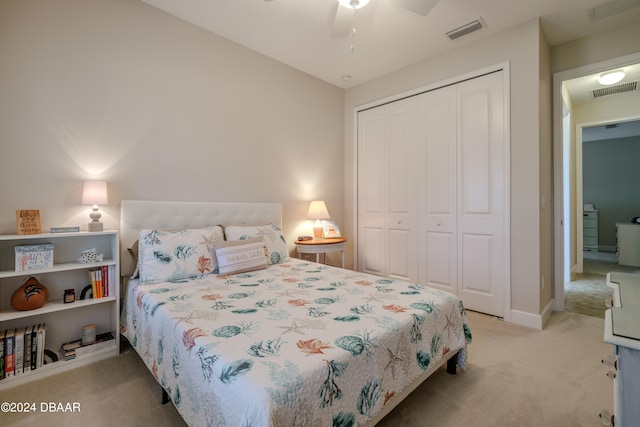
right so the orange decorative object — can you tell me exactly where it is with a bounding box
[11,276,48,311]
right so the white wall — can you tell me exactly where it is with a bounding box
[538,25,553,313]
[345,19,545,321]
[0,0,345,258]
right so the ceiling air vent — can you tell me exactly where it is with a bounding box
[446,18,485,40]
[592,81,638,99]
[588,0,640,21]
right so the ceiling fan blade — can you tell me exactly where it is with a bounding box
[332,3,353,38]
[391,0,439,16]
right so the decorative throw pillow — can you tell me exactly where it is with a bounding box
[138,226,225,284]
[224,224,289,265]
[213,237,268,275]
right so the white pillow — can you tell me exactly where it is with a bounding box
[224,224,289,265]
[138,226,224,284]
[214,238,268,275]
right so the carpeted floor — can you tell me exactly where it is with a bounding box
[0,310,613,427]
[564,251,639,319]
[564,272,611,318]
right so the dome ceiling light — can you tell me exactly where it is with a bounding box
[598,71,625,85]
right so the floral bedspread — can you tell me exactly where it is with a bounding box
[121,259,472,427]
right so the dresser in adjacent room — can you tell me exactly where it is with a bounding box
[583,209,598,251]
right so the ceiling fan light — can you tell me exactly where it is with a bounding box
[338,0,370,9]
[598,71,625,85]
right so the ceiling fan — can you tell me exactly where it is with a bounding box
[332,0,439,38]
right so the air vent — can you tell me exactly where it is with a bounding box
[446,18,485,40]
[588,0,640,21]
[592,81,638,99]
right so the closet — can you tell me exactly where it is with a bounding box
[357,70,507,317]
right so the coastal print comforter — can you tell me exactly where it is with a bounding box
[121,259,472,427]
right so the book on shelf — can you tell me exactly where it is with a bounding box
[102,265,109,297]
[30,325,37,371]
[36,324,46,369]
[61,332,114,361]
[24,325,32,373]
[5,329,15,377]
[0,324,48,381]
[0,330,5,379]
[87,267,111,299]
[14,327,24,375]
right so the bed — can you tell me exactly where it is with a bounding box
[119,200,471,427]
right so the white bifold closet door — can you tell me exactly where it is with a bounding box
[357,96,418,282]
[418,71,505,317]
[357,70,505,317]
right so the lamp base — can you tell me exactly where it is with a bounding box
[313,223,324,239]
[88,221,103,232]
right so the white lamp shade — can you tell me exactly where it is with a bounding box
[82,180,108,205]
[307,200,330,220]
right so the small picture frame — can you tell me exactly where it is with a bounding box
[322,220,341,238]
[16,210,41,235]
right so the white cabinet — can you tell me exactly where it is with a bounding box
[616,223,640,267]
[0,231,119,389]
[583,210,598,251]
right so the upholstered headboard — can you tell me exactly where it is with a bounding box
[120,200,282,277]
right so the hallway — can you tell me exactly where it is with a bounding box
[564,251,639,318]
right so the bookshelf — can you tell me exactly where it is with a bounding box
[0,231,119,389]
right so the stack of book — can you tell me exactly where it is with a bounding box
[0,324,48,380]
[87,266,112,299]
[61,332,114,361]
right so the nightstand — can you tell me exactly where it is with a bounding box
[295,238,347,268]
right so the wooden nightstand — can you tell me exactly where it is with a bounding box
[295,237,347,268]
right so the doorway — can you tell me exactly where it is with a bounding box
[553,53,640,313]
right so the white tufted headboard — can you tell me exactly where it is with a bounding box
[120,200,282,276]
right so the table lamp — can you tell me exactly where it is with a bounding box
[307,200,330,239]
[82,180,108,232]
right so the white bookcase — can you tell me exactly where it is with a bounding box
[0,231,119,389]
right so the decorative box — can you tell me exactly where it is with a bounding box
[15,244,54,272]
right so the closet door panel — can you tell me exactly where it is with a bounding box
[457,71,505,317]
[385,98,418,280]
[362,118,385,214]
[460,233,492,294]
[357,98,418,278]
[362,226,385,276]
[418,86,457,293]
[460,90,491,214]
[424,231,456,293]
[358,108,387,275]
[388,228,412,280]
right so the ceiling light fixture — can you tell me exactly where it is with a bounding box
[338,0,370,9]
[598,71,625,85]
[338,0,370,53]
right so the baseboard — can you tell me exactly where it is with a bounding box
[509,300,553,330]
[598,245,616,253]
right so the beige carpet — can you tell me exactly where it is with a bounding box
[564,251,640,319]
[564,272,612,319]
[0,310,613,427]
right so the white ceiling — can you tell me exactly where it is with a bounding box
[140,0,640,89]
